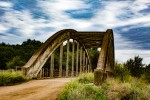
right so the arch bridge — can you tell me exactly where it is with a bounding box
[23,29,114,85]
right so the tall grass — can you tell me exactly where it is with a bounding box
[105,78,150,100]
[60,73,107,100]
[60,72,150,100]
[77,73,94,84]
[0,70,26,86]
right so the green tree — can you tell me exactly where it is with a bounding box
[6,56,25,69]
[124,56,144,77]
[87,48,99,71]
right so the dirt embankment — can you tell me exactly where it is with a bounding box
[0,78,73,100]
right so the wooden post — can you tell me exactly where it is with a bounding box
[80,46,83,74]
[71,40,75,77]
[66,40,69,77]
[59,44,63,77]
[76,42,79,76]
[50,53,54,78]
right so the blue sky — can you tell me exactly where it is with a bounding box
[0,0,150,64]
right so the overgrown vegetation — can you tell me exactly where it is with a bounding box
[60,73,107,100]
[0,39,42,69]
[104,78,150,100]
[0,70,26,86]
[60,61,150,100]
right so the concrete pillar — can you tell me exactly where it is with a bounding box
[94,30,112,85]
[83,51,85,72]
[42,68,44,77]
[59,44,63,77]
[88,64,90,73]
[71,40,75,77]
[85,57,88,73]
[66,40,69,77]
[76,42,79,76]
[80,46,83,74]
[39,69,42,78]
[50,53,54,78]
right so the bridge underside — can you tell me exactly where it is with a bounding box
[23,29,115,85]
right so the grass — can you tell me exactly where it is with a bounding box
[104,78,150,100]
[60,73,150,100]
[0,70,26,86]
[60,73,107,100]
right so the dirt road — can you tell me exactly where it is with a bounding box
[0,78,74,100]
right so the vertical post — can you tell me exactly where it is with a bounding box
[88,62,90,73]
[59,44,63,77]
[71,40,75,77]
[85,57,88,73]
[94,29,112,85]
[83,51,85,72]
[80,46,83,74]
[66,40,69,77]
[50,53,54,78]
[42,68,44,77]
[76,42,79,76]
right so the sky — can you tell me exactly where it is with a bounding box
[0,0,150,64]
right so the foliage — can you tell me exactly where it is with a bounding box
[60,73,107,100]
[105,78,150,100]
[140,64,150,83]
[0,39,42,69]
[6,56,25,69]
[77,73,94,84]
[124,56,144,78]
[114,62,131,82]
[0,70,26,86]
[87,48,99,70]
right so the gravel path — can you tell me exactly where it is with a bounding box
[0,78,74,100]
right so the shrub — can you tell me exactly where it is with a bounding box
[114,63,131,82]
[105,78,150,100]
[77,73,94,84]
[0,70,26,86]
[60,73,106,100]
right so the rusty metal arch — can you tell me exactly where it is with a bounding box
[23,29,92,79]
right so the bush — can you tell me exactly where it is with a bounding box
[105,78,150,100]
[60,73,106,100]
[77,73,94,84]
[114,63,131,82]
[0,70,26,86]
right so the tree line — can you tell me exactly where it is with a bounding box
[0,39,99,70]
[0,39,149,82]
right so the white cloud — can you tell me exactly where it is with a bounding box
[0,0,150,63]
[116,49,150,64]
[0,25,8,33]
[0,1,12,8]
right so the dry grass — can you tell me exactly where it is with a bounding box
[104,78,150,100]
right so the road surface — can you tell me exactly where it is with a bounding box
[0,78,74,100]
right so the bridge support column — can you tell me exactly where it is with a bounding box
[59,44,63,77]
[76,42,79,76]
[80,46,83,74]
[71,40,75,77]
[85,57,88,73]
[50,52,54,78]
[66,40,69,77]
[83,51,85,72]
[94,29,113,85]
[42,68,44,77]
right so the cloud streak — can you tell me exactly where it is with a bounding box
[0,0,150,64]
